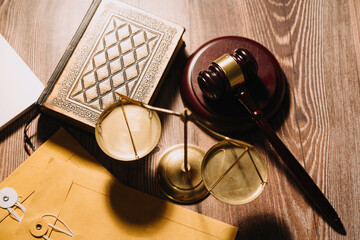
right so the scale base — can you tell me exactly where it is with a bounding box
[156,144,209,204]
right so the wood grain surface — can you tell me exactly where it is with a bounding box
[0,0,359,239]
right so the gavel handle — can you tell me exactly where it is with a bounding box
[237,90,344,233]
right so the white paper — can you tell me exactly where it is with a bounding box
[0,33,44,131]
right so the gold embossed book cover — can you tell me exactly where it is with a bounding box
[38,0,184,130]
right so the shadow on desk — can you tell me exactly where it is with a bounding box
[235,214,292,240]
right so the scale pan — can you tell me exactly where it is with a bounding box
[95,101,162,161]
[202,140,267,205]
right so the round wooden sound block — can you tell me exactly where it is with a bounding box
[180,36,286,135]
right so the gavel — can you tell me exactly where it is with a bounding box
[197,48,345,234]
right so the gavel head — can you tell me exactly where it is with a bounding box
[197,48,258,100]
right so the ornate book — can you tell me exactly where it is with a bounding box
[38,0,184,131]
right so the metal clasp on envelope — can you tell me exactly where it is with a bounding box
[30,214,86,240]
[0,187,26,222]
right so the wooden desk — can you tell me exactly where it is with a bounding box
[1,0,359,239]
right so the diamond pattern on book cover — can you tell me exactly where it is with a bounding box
[69,15,161,111]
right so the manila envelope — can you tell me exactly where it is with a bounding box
[0,128,110,239]
[13,160,238,240]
